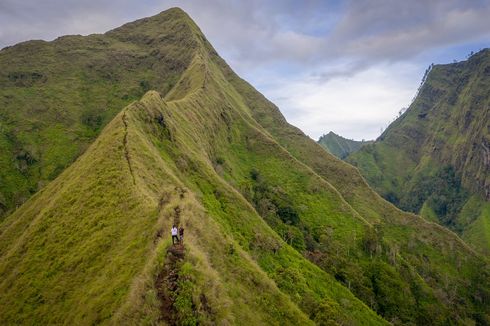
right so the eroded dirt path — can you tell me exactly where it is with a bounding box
[156,202,185,325]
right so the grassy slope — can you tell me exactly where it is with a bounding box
[0,78,385,325]
[0,8,194,218]
[209,46,490,323]
[0,8,489,325]
[348,51,490,255]
[460,196,490,256]
[0,11,384,325]
[318,131,372,159]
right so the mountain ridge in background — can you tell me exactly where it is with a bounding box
[0,8,489,325]
[347,49,490,255]
[318,131,373,159]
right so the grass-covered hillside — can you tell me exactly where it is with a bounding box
[348,50,490,255]
[0,8,196,218]
[0,8,489,325]
[318,131,372,159]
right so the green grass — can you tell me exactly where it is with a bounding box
[318,131,373,159]
[0,8,195,218]
[0,7,489,325]
[461,197,490,256]
[347,50,490,255]
[419,201,439,223]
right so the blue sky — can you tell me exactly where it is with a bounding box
[1,0,489,140]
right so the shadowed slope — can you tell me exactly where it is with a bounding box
[348,50,490,255]
[205,46,490,323]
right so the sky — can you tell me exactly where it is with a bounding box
[1,0,489,140]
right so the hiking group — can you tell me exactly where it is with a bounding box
[171,225,184,245]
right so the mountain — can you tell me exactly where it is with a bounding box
[0,9,194,218]
[318,131,372,159]
[0,8,489,325]
[347,50,490,255]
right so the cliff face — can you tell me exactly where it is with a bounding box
[348,49,490,254]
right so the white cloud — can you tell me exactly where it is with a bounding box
[0,0,489,141]
[261,63,419,140]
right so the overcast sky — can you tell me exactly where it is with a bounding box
[1,0,489,140]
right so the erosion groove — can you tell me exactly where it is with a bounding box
[122,111,136,185]
[156,195,186,325]
[156,245,185,325]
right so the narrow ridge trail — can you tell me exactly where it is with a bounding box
[156,244,185,325]
[156,203,185,325]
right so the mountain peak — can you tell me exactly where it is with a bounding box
[105,7,201,46]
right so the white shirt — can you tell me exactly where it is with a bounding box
[171,227,178,236]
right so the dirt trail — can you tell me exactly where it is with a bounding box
[156,244,185,325]
[156,202,185,324]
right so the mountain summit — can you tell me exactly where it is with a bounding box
[0,8,489,325]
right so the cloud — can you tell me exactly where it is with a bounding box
[329,0,490,63]
[265,62,419,140]
[0,0,489,141]
[0,0,136,47]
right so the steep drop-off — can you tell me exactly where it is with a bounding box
[0,8,489,325]
[348,50,490,255]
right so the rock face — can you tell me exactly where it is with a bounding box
[0,8,489,325]
[348,50,490,254]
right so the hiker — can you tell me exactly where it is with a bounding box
[179,226,184,244]
[171,225,179,245]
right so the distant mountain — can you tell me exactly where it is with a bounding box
[348,49,490,255]
[318,131,373,159]
[0,8,489,325]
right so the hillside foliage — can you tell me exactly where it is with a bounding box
[348,50,490,255]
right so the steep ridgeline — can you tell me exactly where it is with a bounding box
[0,9,195,218]
[348,50,490,255]
[318,131,373,159]
[0,8,489,325]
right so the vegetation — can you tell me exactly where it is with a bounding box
[318,131,372,159]
[348,50,490,255]
[0,7,193,218]
[0,7,489,325]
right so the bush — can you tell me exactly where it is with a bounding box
[312,298,342,325]
[81,110,103,131]
[139,80,150,93]
[277,205,300,225]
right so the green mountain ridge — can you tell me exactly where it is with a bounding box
[0,8,195,218]
[347,49,490,255]
[318,131,373,159]
[0,8,489,325]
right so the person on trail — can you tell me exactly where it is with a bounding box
[179,226,184,244]
[171,225,179,245]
